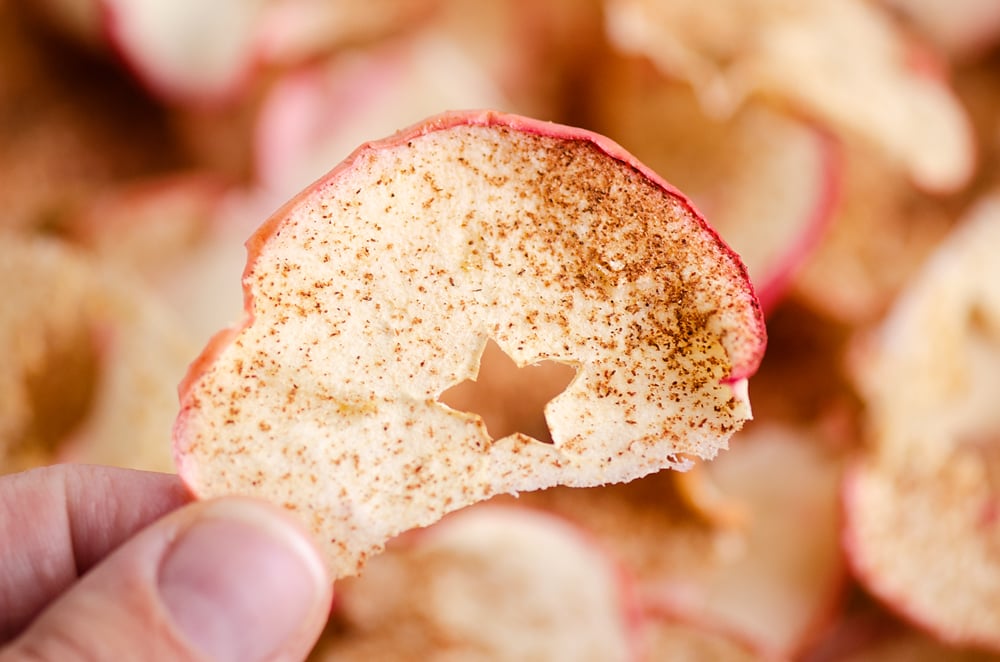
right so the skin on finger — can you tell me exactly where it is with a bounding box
[1,497,333,662]
[0,464,192,641]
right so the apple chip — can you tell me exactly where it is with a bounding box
[793,137,956,325]
[68,173,260,345]
[310,506,640,661]
[101,0,271,105]
[0,234,194,474]
[101,0,440,105]
[173,110,766,578]
[844,194,1000,650]
[517,421,846,658]
[603,0,974,193]
[254,34,509,206]
[255,0,436,66]
[589,56,840,312]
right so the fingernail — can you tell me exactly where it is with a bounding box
[158,500,327,662]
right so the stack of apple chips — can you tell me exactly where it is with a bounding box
[4,0,1000,657]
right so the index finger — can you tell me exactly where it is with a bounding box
[0,464,192,641]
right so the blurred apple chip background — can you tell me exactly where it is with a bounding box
[3,0,1000,658]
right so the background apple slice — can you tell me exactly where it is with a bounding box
[0,234,194,474]
[173,110,766,578]
[603,0,975,193]
[515,420,847,658]
[253,33,510,209]
[310,505,640,661]
[587,55,840,313]
[99,0,270,106]
[791,137,958,325]
[66,172,261,347]
[254,0,437,67]
[843,193,1000,650]
[843,461,1000,653]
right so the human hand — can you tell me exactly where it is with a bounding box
[0,464,332,661]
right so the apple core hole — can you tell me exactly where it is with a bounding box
[438,339,576,444]
[11,324,100,467]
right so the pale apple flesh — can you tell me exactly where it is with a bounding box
[252,33,510,207]
[173,109,766,578]
[310,505,641,661]
[100,0,270,106]
[588,56,841,313]
[603,0,975,193]
[792,137,956,325]
[0,235,194,475]
[844,194,1000,651]
[66,173,261,347]
[514,421,846,659]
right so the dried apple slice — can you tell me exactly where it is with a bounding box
[253,33,509,207]
[98,0,442,106]
[589,56,840,312]
[0,234,194,474]
[844,193,1000,651]
[173,109,766,578]
[309,505,641,660]
[516,421,846,658]
[68,172,259,345]
[255,0,437,66]
[603,0,975,193]
[792,137,957,325]
[100,0,270,106]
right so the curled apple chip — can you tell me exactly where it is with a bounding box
[311,505,640,660]
[844,194,1000,650]
[793,137,956,325]
[0,234,194,474]
[173,110,766,578]
[253,33,509,207]
[589,56,840,313]
[604,0,974,193]
[68,173,259,346]
[517,421,846,658]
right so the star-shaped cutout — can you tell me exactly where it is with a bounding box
[438,339,576,444]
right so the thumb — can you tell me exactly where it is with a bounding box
[2,498,332,662]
